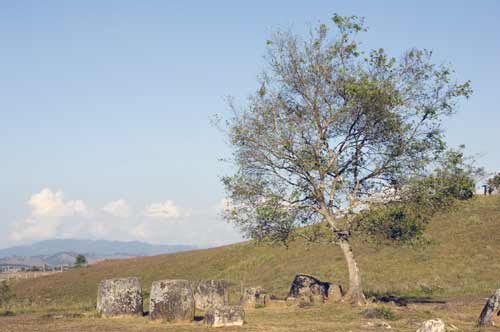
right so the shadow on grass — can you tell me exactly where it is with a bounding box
[143,311,204,321]
[0,310,15,317]
[373,294,447,306]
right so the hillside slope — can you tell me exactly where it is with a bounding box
[10,196,500,309]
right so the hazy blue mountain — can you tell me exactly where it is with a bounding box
[0,239,195,259]
[0,252,80,267]
[44,252,81,266]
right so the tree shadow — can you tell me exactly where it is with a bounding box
[375,294,447,307]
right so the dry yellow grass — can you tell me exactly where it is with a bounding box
[0,298,495,332]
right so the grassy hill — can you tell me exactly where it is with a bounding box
[9,195,500,311]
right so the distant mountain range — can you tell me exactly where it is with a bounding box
[0,252,80,267]
[0,239,195,267]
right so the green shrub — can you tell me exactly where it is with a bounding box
[74,254,87,268]
[356,147,478,245]
[0,281,12,308]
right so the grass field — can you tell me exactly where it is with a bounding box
[1,297,497,332]
[0,271,61,282]
[1,195,500,331]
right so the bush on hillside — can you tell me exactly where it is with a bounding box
[356,147,479,244]
[74,254,87,268]
[488,173,500,192]
[0,281,12,308]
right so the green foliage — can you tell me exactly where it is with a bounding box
[0,281,12,308]
[331,13,366,33]
[74,254,87,268]
[488,173,500,192]
[356,147,478,244]
[221,177,300,245]
[357,202,428,244]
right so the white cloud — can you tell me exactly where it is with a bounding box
[29,188,92,218]
[9,188,94,242]
[143,200,190,219]
[7,189,243,248]
[128,198,243,247]
[127,217,242,247]
[102,199,131,218]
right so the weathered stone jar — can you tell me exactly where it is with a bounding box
[150,279,195,322]
[286,274,344,304]
[205,305,245,327]
[240,286,266,309]
[96,277,143,317]
[192,279,229,310]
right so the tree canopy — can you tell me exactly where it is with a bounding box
[221,14,472,304]
[487,172,500,192]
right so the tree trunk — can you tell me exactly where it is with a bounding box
[338,239,366,305]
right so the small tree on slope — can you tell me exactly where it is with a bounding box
[487,172,500,193]
[220,15,472,305]
[74,254,87,268]
[0,281,11,308]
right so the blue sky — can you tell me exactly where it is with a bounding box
[1,0,499,249]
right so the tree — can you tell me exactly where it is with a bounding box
[220,15,472,305]
[74,254,87,268]
[0,281,11,308]
[487,172,500,193]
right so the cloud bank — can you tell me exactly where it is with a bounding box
[8,188,242,247]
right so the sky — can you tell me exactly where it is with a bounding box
[0,1,499,249]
